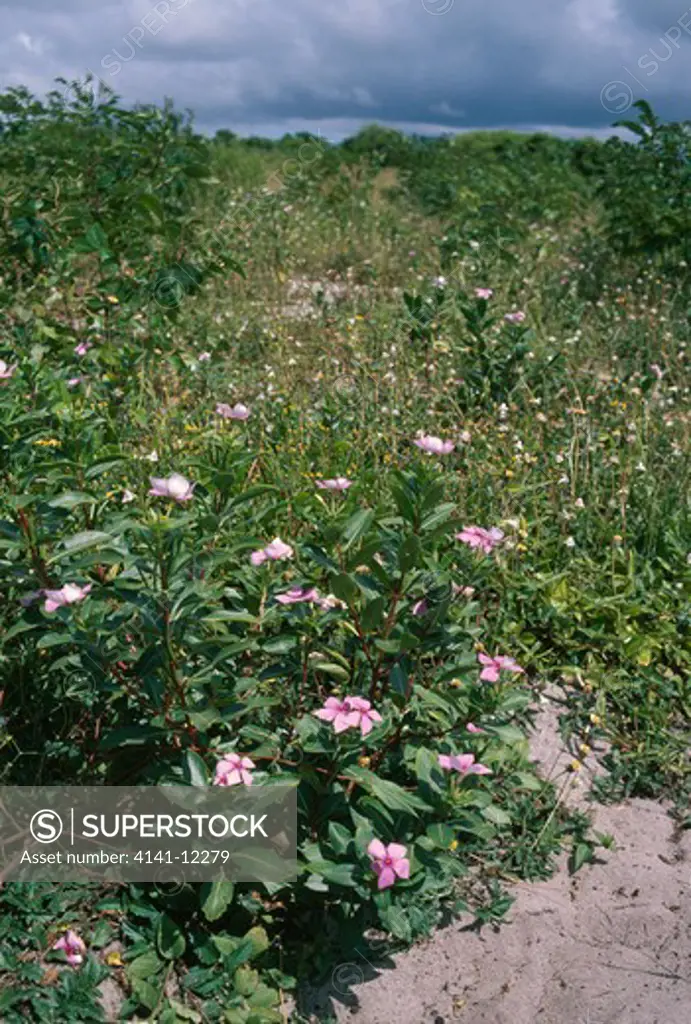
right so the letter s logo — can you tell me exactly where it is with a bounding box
[30,809,63,843]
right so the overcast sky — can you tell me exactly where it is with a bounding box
[1,0,691,139]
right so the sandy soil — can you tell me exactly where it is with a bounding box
[301,692,691,1024]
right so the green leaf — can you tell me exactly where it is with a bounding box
[328,821,353,856]
[244,926,270,957]
[167,1000,202,1023]
[49,530,114,561]
[341,508,375,549]
[200,878,236,922]
[126,950,164,979]
[330,572,358,603]
[99,725,167,750]
[344,767,430,815]
[482,805,512,827]
[312,661,349,680]
[156,913,187,960]
[569,842,594,875]
[47,492,97,509]
[361,596,385,631]
[183,750,209,787]
[129,975,160,1010]
[398,534,421,572]
[304,858,357,887]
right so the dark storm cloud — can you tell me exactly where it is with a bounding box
[1,0,690,137]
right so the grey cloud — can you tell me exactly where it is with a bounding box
[1,0,690,137]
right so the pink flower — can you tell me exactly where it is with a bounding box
[52,929,86,967]
[74,342,92,356]
[43,583,92,613]
[466,722,486,734]
[438,753,492,776]
[413,435,455,455]
[313,695,382,737]
[478,652,524,682]
[216,402,250,420]
[121,489,136,504]
[456,525,504,555]
[475,288,493,300]
[0,360,17,380]
[250,537,294,566]
[368,839,410,890]
[316,477,352,491]
[504,311,526,325]
[276,586,319,605]
[649,363,664,380]
[214,753,255,786]
[412,598,428,617]
[198,351,211,362]
[346,695,383,737]
[314,696,357,734]
[67,376,83,388]
[149,473,195,502]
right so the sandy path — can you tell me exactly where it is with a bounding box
[302,694,691,1024]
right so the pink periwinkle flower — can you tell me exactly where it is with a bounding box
[314,695,382,737]
[368,839,410,890]
[43,583,92,613]
[52,929,86,967]
[466,722,486,734]
[198,351,211,362]
[314,696,356,734]
[346,695,383,737]
[475,288,493,300]
[456,525,504,555]
[316,477,352,491]
[250,537,294,566]
[478,652,524,683]
[67,376,83,388]
[414,435,455,455]
[214,753,255,786]
[0,360,17,380]
[649,363,664,380]
[504,311,526,325]
[276,586,319,605]
[412,598,428,617]
[216,402,250,420]
[149,473,195,502]
[74,342,92,356]
[438,753,492,776]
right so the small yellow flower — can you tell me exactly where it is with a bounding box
[449,839,459,852]
[34,438,60,447]
[613,534,623,543]
[104,951,124,967]
[570,759,582,772]
[589,713,601,726]
[505,469,514,478]
[106,295,119,304]
[578,742,591,755]
[449,678,462,689]
[358,756,371,768]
